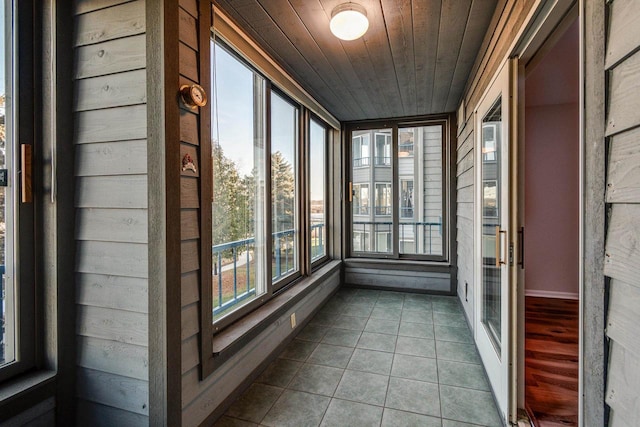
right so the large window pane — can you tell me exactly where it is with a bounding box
[351,129,392,254]
[271,92,299,282]
[211,43,267,321]
[309,118,326,262]
[0,0,12,367]
[398,126,443,256]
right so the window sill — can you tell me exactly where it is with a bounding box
[210,259,341,366]
[0,370,56,423]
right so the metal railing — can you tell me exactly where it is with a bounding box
[353,157,370,167]
[352,221,442,253]
[374,156,391,166]
[212,226,325,316]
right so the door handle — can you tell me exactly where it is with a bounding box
[21,144,32,203]
[495,226,506,267]
[518,227,524,269]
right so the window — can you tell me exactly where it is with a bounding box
[398,128,414,157]
[271,92,299,285]
[375,183,391,216]
[309,118,327,263]
[482,124,497,162]
[400,180,414,218]
[210,40,331,329]
[352,134,369,167]
[352,183,369,215]
[211,43,267,321]
[374,132,391,166]
[1,0,36,381]
[349,120,447,260]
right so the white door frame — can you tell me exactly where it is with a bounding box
[473,59,513,424]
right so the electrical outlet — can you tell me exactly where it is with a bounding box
[290,313,297,329]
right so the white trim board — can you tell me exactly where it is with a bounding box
[524,289,579,300]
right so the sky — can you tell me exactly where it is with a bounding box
[212,41,323,202]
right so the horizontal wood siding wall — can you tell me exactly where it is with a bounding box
[604,0,640,425]
[0,397,56,427]
[343,263,451,293]
[73,1,149,425]
[454,0,536,327]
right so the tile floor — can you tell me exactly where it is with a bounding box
[215,288,502,427]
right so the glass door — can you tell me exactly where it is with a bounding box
[475,61,513,422]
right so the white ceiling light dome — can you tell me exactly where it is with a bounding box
[330,3,369,41]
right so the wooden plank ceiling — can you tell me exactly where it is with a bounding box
[214,0,498,121]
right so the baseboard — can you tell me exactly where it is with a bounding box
[525,289,579,300]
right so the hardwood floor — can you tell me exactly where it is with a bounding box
[525,297,579,427]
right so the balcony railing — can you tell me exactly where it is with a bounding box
[374,156,391,166]
[212,226,325,316]
[353,221,442,253]
[353,157,370,167]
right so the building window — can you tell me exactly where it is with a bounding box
[374,132,391,166]
[375,183,392,216]
[400,180,414,218]
[398,128,414,157]
[352,134,370,167]
[309,118,327,263]
[482,124,497,162]
[210,40,331,329]
[352,183,369,215]
[349,120,448,260]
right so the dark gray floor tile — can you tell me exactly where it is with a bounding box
[441,419,487,427]
[307,344,354,368]
[321,299,348,315]
[401,309,434,324]
[334,370,389,406]
[434,325,473,344]
[433,311,468,328]
[226,383,283,423]
[370,306,402,321]
[335,288,357,299]
[403,299,433,311]
[344,303,374,317]
[321,328,361,347]
[431,300,464,315]
[395,336,436,358]
[213,416,259,427]
[365,318,400,335]
[391,354,438,383]
[297,324,328,342]
[435,341,482,364]
[320,399,383,427]
[309,310,338,327]
[381,408,442,427]
[354,289,381,298]
[279,339,318,362]
[261,390,330,427]
[288,364,344,396]
[356,332,397,353]
[350,296,377,307]
[347,348,393,375]
[385,377,441,417]
[399,321,435,339]
[334,315,368,331]
[257,359,302,387]
[437,360,490,391]
[440,385,502,426]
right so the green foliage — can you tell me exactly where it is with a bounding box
[271,151,295,232]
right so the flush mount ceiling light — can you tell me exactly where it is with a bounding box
[330,3,369,41]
